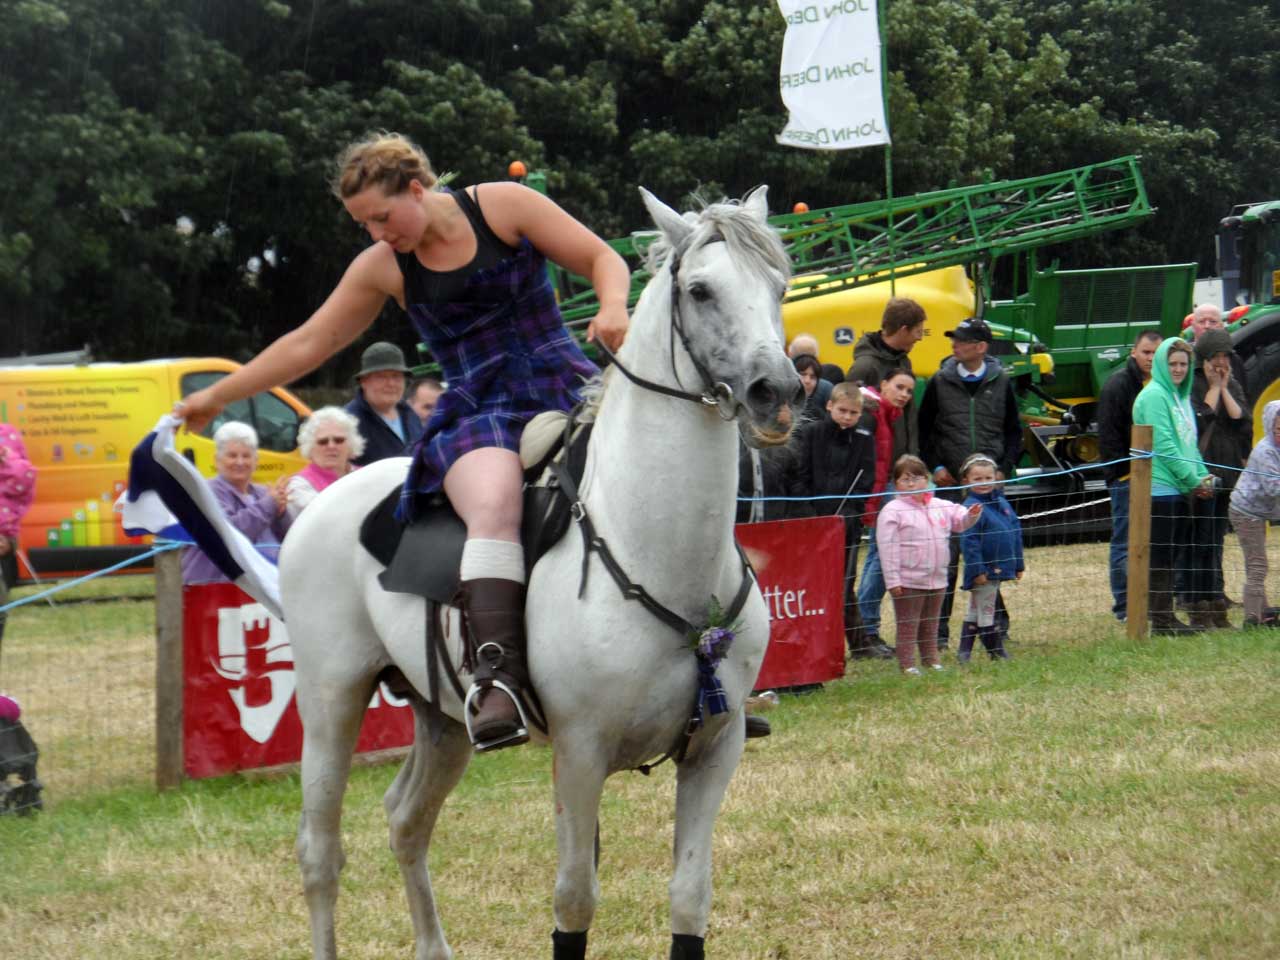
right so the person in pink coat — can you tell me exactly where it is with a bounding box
[876,454,981,674]
[0,424,37,649]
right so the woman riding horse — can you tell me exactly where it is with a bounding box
[178,132,630,752]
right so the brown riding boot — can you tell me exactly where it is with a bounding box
[1208,597,1232,630]
[1150,570,1192,636]
[461,578,532,751]
[1186,600,1214,632]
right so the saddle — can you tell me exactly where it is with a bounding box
[359,409,593,603]
[357,409,592,745]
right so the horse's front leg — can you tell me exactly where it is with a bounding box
[295,678,375,960]
[550,741,608,960]
[385,709,472,960]
[669,713,746,960]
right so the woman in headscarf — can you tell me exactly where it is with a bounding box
[1132,338,1215,635]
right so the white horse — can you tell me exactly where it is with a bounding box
[281,187,802,960]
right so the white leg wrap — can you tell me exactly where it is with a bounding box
[460,538,526,584]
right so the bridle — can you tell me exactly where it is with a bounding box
[593,236,740,422]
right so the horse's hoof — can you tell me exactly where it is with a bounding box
[744,715,771,739]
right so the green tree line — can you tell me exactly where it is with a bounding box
[2,0,1277,380]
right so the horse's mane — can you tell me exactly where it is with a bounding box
[576,368,610,423]
[644,195,792,286]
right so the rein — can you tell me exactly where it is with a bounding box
[549,452,756,775]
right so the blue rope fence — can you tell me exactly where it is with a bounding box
[2,450,1272,613]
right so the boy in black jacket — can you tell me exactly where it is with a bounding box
[796,382,886,659]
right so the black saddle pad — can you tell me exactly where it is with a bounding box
[359,420,591,604]
[361,490,467,604]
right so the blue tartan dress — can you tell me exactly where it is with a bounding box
[395,191,599,520]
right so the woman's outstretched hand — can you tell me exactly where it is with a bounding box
[174,386,224,434]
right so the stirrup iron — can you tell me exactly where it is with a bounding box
[463,679,531,752]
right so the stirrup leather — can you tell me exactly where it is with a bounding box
[463,679,531,752]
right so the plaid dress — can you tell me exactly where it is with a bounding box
[397,200,598,520]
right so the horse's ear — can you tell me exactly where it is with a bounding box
[639,187,694,247]
[743,185,770,223]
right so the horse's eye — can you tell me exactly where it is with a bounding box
[688,282,712,303]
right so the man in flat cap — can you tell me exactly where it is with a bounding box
[345,341,424,466]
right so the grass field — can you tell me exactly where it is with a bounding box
[2,546,1278,959]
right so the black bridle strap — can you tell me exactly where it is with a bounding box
[592,239,735,416]
[593,340,710,409]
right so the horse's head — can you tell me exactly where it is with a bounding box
[636,186,804,448]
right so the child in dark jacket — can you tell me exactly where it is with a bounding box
[796,382,880,658]
[958,453,1024,661]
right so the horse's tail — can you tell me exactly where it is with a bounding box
[120,416,284,618]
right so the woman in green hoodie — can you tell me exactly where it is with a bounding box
[1132,338,1216,634]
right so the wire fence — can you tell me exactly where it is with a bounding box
[1,573,157,813]
[3,440,1278,810]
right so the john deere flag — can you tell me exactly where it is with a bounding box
[776,0,890,150]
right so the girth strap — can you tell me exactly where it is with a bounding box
[423,598,468,746]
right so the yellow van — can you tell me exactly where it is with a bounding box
[0,356,310,579]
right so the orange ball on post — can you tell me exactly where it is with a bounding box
[508,160,528,179]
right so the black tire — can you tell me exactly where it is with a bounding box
[1243,339,1280,406]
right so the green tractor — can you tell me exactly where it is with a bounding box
[1218,202,1280,437]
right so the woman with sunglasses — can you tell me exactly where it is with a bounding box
[285,406,366,521]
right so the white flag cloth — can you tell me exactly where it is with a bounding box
[117,415,285,619]
[776,0,891,151]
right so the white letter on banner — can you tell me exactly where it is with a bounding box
[775,0,890,151]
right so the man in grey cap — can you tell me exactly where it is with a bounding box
[344,341,424,465]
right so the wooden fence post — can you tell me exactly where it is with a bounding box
[1126,424,1153,641]
[154,549,184,790]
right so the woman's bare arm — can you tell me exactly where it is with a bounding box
[178,246,398,432]
[475,182,631,350]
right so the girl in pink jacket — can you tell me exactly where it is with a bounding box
[876,455,981,674]
[0,425,36,647]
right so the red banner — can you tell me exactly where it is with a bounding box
[736,516,847,690]
[180,518,845,777]
[181,583,414,779]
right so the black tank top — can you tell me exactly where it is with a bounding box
[394,187,519,304]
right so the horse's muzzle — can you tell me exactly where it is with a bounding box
[742,369,804,447]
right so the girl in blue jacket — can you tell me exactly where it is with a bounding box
[958,453,1024,661]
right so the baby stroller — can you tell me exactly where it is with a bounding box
[0,696,43,815]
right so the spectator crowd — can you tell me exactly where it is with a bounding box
[7,299,1270,680]
[737,294,1275,671]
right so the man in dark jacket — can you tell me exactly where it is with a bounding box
[845,296,924,454]
[736,441,802,524]
[918,318,1023,647]
[844,298,925,653]
[1097,329,1162,621]
[344,342,425,466]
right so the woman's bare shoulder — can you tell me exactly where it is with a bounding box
[468,181,553,231]
[345,241,406,303]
